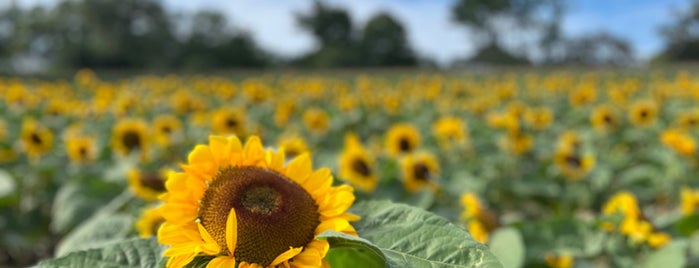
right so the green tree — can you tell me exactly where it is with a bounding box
[359,12,416,66]
[655,0,699,62]
[295,1,360,67]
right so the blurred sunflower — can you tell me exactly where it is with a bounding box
[628,99,658,128]
[274,100,295,127]
[128,168,169,201]
[400,151,439,193]
[498,131,533,155]
[556,131,581,154]
[554,149,595,181]
[385,123,421,157]
[111,118,149,160]
[675,108,699,131]
[544,252,573,268]
[568,85,597,107]
[432,116,468,149]
[212,108,247,137]
[590,105,620,132]
[65,135,98,164]
[681,187,699,215]
[338,133,377,193]
[524,106,553,131]
[158,135,358,267]
[136,205,165,238]
[19,118,54,160]
[302,107,330,135]
[459,193,498,243]
[277,135,310,160]
[660,129,696,156]
[0,119,6,142]
[153,114,182,147]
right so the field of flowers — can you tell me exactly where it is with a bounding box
[2,68,699,267]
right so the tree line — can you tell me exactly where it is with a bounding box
[0,0,697,73]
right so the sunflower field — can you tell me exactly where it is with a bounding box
[2,68,699,268]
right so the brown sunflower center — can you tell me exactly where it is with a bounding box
[603,115,612,124]
[413,163,430,181]
[640,109,649,119]
[399,138,412,152]
[140,172,166,192]
[161,126,172,134]
[351,158,371,177]
[78,147,88,158]
[30,133,42,145]
[122,131,142,151]
[199,166,320,266]
[225,118,238,128]
[564,155,582,168]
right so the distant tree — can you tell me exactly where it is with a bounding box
[655,0,699,62]
[359,12,416,66]
[295,1,360,67]
[559,32,635,66]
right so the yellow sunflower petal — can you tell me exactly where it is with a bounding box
[243,136,265,163]
[291,240,329,268]
[286,153,312,183]
[188,145,214,165]
[206,256,236,268]
[316,218,351,234]
[270,247,304,267]
[209,136,232,166]
[197,222,221,254]
[226,208,237,253]
[238,262,264,268]
[165,251,198,268]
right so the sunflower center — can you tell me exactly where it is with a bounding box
[140,172,166,192]
[199,166,320,266]
[162,126,172,134]
[413,163,430,181]
[78,147,87,158]
[30,133,42,145]
[399,138,412,152]
[351,158,371,177]
[564,155,582,168]
[225,118,238,128]
[603,115,612,124]
[640,110,649,119]
[122,131,142,151]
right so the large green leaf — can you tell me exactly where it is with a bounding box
[350,200,503,268]
[37,237,162,268]
[318,231,386,268]
[488,228,524,268]
[55,213,134,257]
[642,240,688,268]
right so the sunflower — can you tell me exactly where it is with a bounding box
[158,135,358,267]
[675,108,699,131]
[19,118,54,160]
[498,131,533,155]
[338,133,377,193]
[153,114,182,147]
[111,118,149,160]
[590,104,620,132]
[554,149,595,181]
[302,108,330,135]
[432,116,468,149]
[523,106,553,131]
[459,192,499,243]
[628,99,658,128]
[400,151,439,193]
[0,119,7,142]
[65,135,98,164]
[128,168,169,201]
[274,100,296,127]
[544,252,573,268]
[681,187,699,215]
[660,129,696,156]
[277,135,310,160]
[136,205,165,238]
[385,123,421,157]
[212,108,247,137]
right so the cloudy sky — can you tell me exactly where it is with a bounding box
[9,0,694,64]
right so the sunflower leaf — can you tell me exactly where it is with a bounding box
[37,237,163,268]
[54,213,134,257]
[318,231,387,268]
[350,200,503,268]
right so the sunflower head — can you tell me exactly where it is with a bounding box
[432,116,468,148]
[212,108,247,137]
[544,252,574,268]
[66,135,98,164]
[128,168,169,201]
[524,106,553,130]
[591,105,619,132]
[111,118,149,160]
[158,135,358,268]
[277,135,310,160]
[629,99,658,128]
[660,129,696,156]
[681,187,699,215]
[400,151,439,193]
[554,149,595,181]
[302,107,330,135]
[339,133,378,193]
[386,123,421,157]
[136,205,165,238]
[153,114,182,147]
[19,118,54,160]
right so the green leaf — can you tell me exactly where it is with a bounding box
[318,231,386,268]
[55,213,135,257]
[488,227,524,268]
[37,237,163,268]
[351,200,503,268]
[0,169,15,198]
[642,240,688,268]
[50,183,95,234]
[674,213,699,237]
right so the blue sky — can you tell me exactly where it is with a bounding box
[8,0,695,64]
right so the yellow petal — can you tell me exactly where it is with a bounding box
[165,252,198,268]
[270,247,303,267]
[197,222,221,254]
[206,256,236,268]
[243,136,265,163]
[188,145,214,164]
[226,208,238,253]
[285,153,312,183]
[209,136,232,166]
